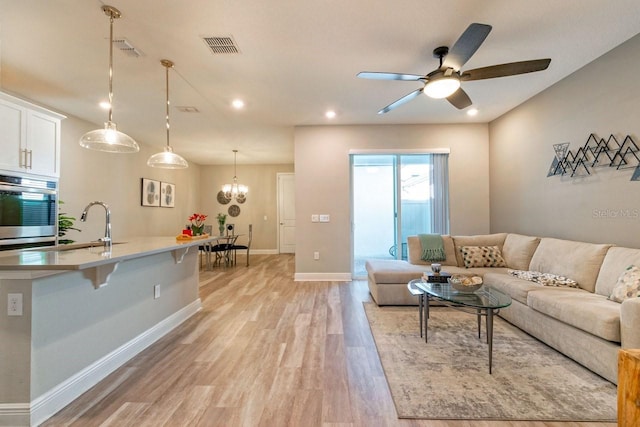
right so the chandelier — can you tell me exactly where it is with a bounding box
[79,5,139,153]
[221,150,248,202]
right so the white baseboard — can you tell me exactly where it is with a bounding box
[294,272,352,282]
[28,299,202,427]
[0,403,30,427]
[249,249,278,255]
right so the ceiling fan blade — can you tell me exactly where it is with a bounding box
[442,23,492,71]
[446,88,472,110]
[357,71,424,81]
[461,59,551,81]
[378,88,423,114]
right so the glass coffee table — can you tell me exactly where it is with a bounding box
[411,278,512,374]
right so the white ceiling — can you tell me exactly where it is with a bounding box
[2,0,640,165]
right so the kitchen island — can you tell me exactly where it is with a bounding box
[0,237,214,427]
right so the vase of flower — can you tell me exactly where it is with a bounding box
[188,213,208,236]
[217,213,227,236]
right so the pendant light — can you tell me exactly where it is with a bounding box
[147,60,188,169]
[222,150,248,202]
[79,5,139,153]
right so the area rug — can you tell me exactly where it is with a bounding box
[363,304,617,421]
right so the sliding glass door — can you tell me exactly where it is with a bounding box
[351,152,449,278]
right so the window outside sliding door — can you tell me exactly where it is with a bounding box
[351,152,449,278]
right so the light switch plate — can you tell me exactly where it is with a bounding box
[311,214,319,222]
[319,214,330,222]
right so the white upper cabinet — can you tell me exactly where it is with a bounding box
[0,92,65,178]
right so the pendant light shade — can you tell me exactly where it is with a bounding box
[147,59,188,169]
[80,5,139,153]
[222,150,248,202]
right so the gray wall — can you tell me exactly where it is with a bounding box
[59,114,201,243]
[199,163,294,250]
[294,124,490,276]
[489,33,640,247]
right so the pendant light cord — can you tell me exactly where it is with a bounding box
[165,63,170,148]
[107,12,114,123]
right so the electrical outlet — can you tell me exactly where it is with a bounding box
[8,293,23,316]
[154,284,161,299]
[314,251,320,260]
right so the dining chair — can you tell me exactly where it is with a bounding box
[232,224,252,266]
[210,235,238,267]
[198,225,214,269]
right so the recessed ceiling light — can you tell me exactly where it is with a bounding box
[467,108,479,117]
[325,110,336,119]
[99,101,111,109]
[232,99,245,109]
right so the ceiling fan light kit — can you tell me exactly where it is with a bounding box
[424,74,460,99]
[79,5,139,153]
[358,23,551,114]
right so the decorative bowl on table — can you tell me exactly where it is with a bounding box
[448,274,483,293]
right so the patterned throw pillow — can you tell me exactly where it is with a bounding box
[609,265,640,303]
[508,269,579,288]
[459,246,507,268]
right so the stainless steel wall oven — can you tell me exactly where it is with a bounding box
[0,174,57,249]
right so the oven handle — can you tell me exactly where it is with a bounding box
[0,184,57,195]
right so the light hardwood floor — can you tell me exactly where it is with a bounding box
[44,254,615,426]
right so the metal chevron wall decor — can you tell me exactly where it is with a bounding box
[547,133,640,181]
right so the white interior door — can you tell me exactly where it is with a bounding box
[278,173,295,253]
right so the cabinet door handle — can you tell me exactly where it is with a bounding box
[27,150,33,169]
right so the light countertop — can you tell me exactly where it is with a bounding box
[0,236,216,271]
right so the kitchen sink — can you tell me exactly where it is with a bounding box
[29,241,126,252]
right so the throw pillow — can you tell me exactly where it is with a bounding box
[508,269,579,288]
[608,265,640,303]
[459,246,507,268]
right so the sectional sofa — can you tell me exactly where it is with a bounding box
[365,233,640,384]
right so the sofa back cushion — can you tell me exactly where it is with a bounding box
[452,233,507,267]
[407,235,458,266]
[502,233,541,270]
[529,238,612,293]
[594,246,640,297]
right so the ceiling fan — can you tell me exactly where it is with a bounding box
[357,23,551,114]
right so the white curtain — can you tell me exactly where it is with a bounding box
[430,153,450,234]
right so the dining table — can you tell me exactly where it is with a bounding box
[203,234,242,269]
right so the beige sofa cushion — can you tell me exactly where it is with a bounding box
[452,233,507,267]
[502,233,541,270]
[595,246,640,297]
[484,272,543,304]
[407,235,458,266]
[528,238,612,293]
[365,259,427,284]
[527,288,621,342]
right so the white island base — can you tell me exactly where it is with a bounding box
[0,237,210,426]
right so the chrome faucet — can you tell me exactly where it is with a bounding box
[80,201,112,247]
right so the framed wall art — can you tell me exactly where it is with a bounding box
[141,178,160,207]
[160,182,176,208]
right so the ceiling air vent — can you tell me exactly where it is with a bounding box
[202,36,240,54]
[176,106,199,113]
[112,38,144,58]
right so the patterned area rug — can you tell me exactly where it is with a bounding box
[363,304,617,421]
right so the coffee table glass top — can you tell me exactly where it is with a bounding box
[414,279,512,309]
